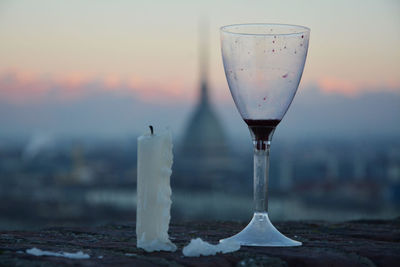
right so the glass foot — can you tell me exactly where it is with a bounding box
[220,212,301,247]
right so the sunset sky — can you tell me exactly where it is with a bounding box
[0,0,399,138]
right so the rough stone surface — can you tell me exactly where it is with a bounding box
[0,218,399,266]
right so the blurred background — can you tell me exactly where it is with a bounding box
[0,0,399,230]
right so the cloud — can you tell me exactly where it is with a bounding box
[0,71,51,104]
[0,72,399,139]
[318,77,400,96]
[0,70,193,105]
[3,69,399,107]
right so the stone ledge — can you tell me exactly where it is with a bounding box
[1,218,399,266]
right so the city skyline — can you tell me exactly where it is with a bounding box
[0,1,399,231]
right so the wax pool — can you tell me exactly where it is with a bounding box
[136,129,176,252]
[182,238,240,257]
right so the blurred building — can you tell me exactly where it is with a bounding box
[173,26,236,191]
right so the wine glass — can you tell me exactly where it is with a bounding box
[220,23,310,246]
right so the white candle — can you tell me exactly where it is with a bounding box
[136,126,176,252]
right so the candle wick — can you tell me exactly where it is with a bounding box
[149,125,154,135]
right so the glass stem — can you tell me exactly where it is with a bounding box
[253,140,271,213]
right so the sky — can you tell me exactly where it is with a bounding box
[0,0,399,139]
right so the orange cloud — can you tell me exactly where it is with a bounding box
[130,79,192,104]
[318,77,360,96]
[103,74,122,89]
[51,73,95,100]
[318,77,400,96]
[54,73,91,88]
[0,71,51,104]
[0,69,194,105]
[2,70,399,107]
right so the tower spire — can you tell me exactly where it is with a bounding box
[199,19,209,104]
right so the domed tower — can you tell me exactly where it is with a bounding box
[180,65,228,160]
[174,24,231,190]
